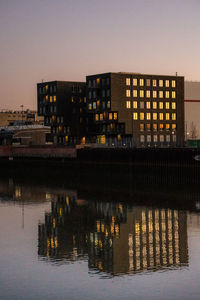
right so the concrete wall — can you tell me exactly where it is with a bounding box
[0,145,76,158]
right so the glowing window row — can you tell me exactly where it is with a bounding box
[45,95,56,102]
[140,123,176,131]
[140,133,177,143]
[88,101,110,110]
[95,112,118,121]
[126,90,176,99]
[133,112,176,120]
[126,78,176,88]
[39,85,56,94]
[126,101,176,110]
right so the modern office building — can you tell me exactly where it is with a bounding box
[37,81,93,144]
[86,72,184,147]
[184,81,200,139]
[37,73,184,147]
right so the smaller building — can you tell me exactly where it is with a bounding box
[37,81,94,145]
[0,125,50,145]
[0,109,44,127]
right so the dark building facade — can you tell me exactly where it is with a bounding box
[86,73,184,147]
[37,81,93,144]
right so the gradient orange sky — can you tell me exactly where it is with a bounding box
[0,0,200,110]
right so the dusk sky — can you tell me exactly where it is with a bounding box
[1,0,200,110]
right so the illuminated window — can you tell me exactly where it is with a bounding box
[53,95,56,102]
[153,79,157,87]
[140,124,144,131]
[65,136,69,143]
[114,113,117,120]
[146,113,151,120]
[160,124,164,130]
[81,136,86,144]
[140,79,144,86]
[133,112,138,120]
[172,124,176,130]
[93,102,96,109]
[166,135,170,142]
[153,124,157,131]
[97,78,100,85]
[159,113,163,120]
[159,91,163,98]
[126,90,131,97]
[153,91,157,98]
[140,101,144,109]
[172,135,176,142]
[147,135,151,142]
[172,91,176,98]
[166,124,170,130]
[146,90,150,98]
[153,135,158,142]
[165,91,169,98]
[166,113,170,120]
[160,135,164,142]
[146,124,151,131]
[165,102,170,109]
[133,101,137,109]
[50,96,53,102]
[140,113,145,120]
[172,80,176,88]
[140,90,144,98]
[153,113,157,120]
[172,102,176,109]
[159,102,163,109]
[126,101,131,109]
[100,113,103,120]
[45,85,48,92]
[126,78,130,85]
[84,97,86,103]
[165,80,169,87]
[146,79,151,86]
[107,101,110,108]
[172,113,176,120]
[140,135,145,142]
[153,102,157,109]
[146,102,151,109]
[133,78,137,86]
[159,80,163,87]
[97,100,100,108]
[95,114,99,121]
[88,103,92,110]
[45,95,48,101]
[133,90,137,97]
[109,113,112,120]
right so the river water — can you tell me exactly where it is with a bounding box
[0,166,200,300]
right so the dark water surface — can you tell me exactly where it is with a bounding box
[0,164,200,300]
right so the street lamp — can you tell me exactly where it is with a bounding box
[20,105,24,124]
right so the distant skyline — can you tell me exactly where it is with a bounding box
[1,0,200,110]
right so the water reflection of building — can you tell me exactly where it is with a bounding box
[38,192,93,262]
[38,195,188,276]
[89,207,188,275]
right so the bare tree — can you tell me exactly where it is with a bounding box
[190,122,198,139]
